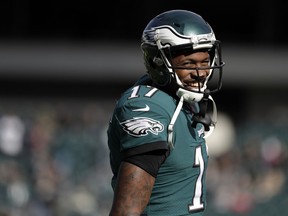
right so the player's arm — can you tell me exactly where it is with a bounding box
[109,161,155,216]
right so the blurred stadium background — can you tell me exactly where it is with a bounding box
[0,1,288,215]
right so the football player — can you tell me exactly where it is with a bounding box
[107,9,225,216]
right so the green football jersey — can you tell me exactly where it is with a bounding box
[107,84,209,216]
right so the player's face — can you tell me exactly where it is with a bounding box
[171,51,210,91]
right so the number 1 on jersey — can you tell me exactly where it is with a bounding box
[189,146,205,212]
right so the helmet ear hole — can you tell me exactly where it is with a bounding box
[146,57,171,86]
[155,69,171,86]
[144,51,170,86]
[153,57,164,66]
[148,57,157,69]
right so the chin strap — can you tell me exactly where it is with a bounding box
[203,95,217,138]
[191,91,217,139]
[168,95,184,149]
[168,91,217,149]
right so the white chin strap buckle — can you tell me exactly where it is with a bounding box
[176,88,204,103]
[168,94,217,149]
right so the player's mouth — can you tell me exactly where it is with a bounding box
[183,81,203,90]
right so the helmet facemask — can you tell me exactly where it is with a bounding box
[156,38,224,103]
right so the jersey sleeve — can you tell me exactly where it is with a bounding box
[115,85,172,154]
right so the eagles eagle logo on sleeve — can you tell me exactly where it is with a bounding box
[120,117,164,137]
